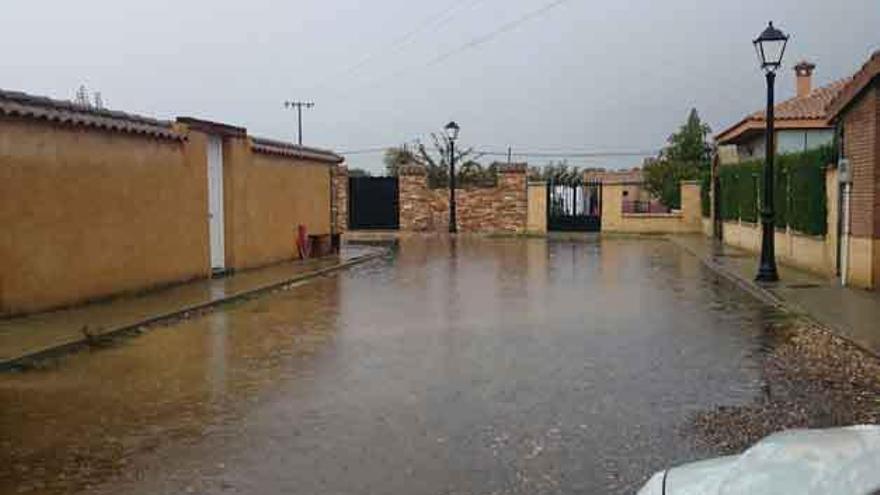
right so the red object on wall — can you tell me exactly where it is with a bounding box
[296,225,312,259]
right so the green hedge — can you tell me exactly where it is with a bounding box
[717,146,831,236]
[700,172,711,217]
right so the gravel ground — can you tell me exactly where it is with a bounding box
[693,316,880,454]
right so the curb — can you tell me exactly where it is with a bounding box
[669,237,786,310]
[0,250,387,371]
[668,236,880,359]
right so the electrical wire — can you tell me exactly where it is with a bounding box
[338,146,660,158]
[310,0,489,91]
[345,0,574,93]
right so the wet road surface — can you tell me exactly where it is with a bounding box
[1,237,780,494]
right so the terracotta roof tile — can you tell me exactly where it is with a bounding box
[250,136,344,164]
[0,88,181,140]
[715,77,849,144]
[827,50,880,120]
[750,78,850,121]
[583,168,643,184]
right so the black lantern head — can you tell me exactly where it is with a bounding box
[444,121,460,141]
[753,21,789,72]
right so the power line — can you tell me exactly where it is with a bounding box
[338,146,660,158]
[477,149,659,158]
[424,0,572,69]
[349,0,574,92]
[310,0,487,91]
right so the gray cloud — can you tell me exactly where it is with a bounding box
[2,0,877,172]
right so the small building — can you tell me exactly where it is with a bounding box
[826,51,880,289]
[0,89,344,315]
[716,61,848,164]
[584,167,671,213]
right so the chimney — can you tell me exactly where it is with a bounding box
[794,61,816,98]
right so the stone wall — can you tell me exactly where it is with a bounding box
[398,163,528,233]
[331,165,348,233]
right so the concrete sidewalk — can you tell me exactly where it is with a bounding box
[0,245,386,369]
[671,235,880,356]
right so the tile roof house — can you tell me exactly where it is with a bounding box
[583,167,644,184]
[825,51,880,289]
[715,61,848,163]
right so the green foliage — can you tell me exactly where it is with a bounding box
[528,161,582,184]
[383,147,416,177]
[385,134,494,188]
[348,167,372,178]
[645,108,712,209]
[662,108,713,163]
[700,171,711,217]
[644,160,702,210]
[717,146,832,236]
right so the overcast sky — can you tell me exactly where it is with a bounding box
[3,0,878,172]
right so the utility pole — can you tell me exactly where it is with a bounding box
[284,101,315,146]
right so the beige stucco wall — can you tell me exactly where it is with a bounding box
[846,236,876,288]
[224,142,332,271]
[602,181,702,234]
[527,182,547,234]
[0,118,209,315]
[723,222,833,276]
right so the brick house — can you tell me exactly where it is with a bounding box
[716,61,848,163]
[827,51,880,289]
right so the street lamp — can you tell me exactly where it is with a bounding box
[444,121,460,233]
[753,21,788,283]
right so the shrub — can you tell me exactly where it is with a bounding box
[717,146,831,236]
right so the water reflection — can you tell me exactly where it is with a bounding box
[0,276,341,494]
[2,237,781,495]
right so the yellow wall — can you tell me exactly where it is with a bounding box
[224,141,332,271]
[0,118,209,315]
[846,236,876,288]
[0,116,336,315]
[526,182,547,234]
[602,181,702,234]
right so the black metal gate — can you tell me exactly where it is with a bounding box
[348,177,399,230]
[547,181,602,232]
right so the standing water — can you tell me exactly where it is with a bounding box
[1,237,780,494]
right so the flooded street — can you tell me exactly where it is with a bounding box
[1,237,781,494]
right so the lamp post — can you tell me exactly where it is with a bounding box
[753,21,788,283]
[444,121,460,233]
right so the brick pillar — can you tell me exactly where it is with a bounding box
[495,163,528,233]
[331,165,348,233]
[398,164,432,231]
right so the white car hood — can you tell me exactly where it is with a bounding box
[638,425,880,495]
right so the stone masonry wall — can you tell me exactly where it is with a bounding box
[398,163,528,233]
[331,165,348,233]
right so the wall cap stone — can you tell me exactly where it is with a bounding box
[495,162,528,173]
[399,164,428,176]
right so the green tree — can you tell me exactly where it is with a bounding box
[662,108,712,163]
[348,167,372,177]
[644,108,712,208]
[383,147,418,176]
[528,160,581,183]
